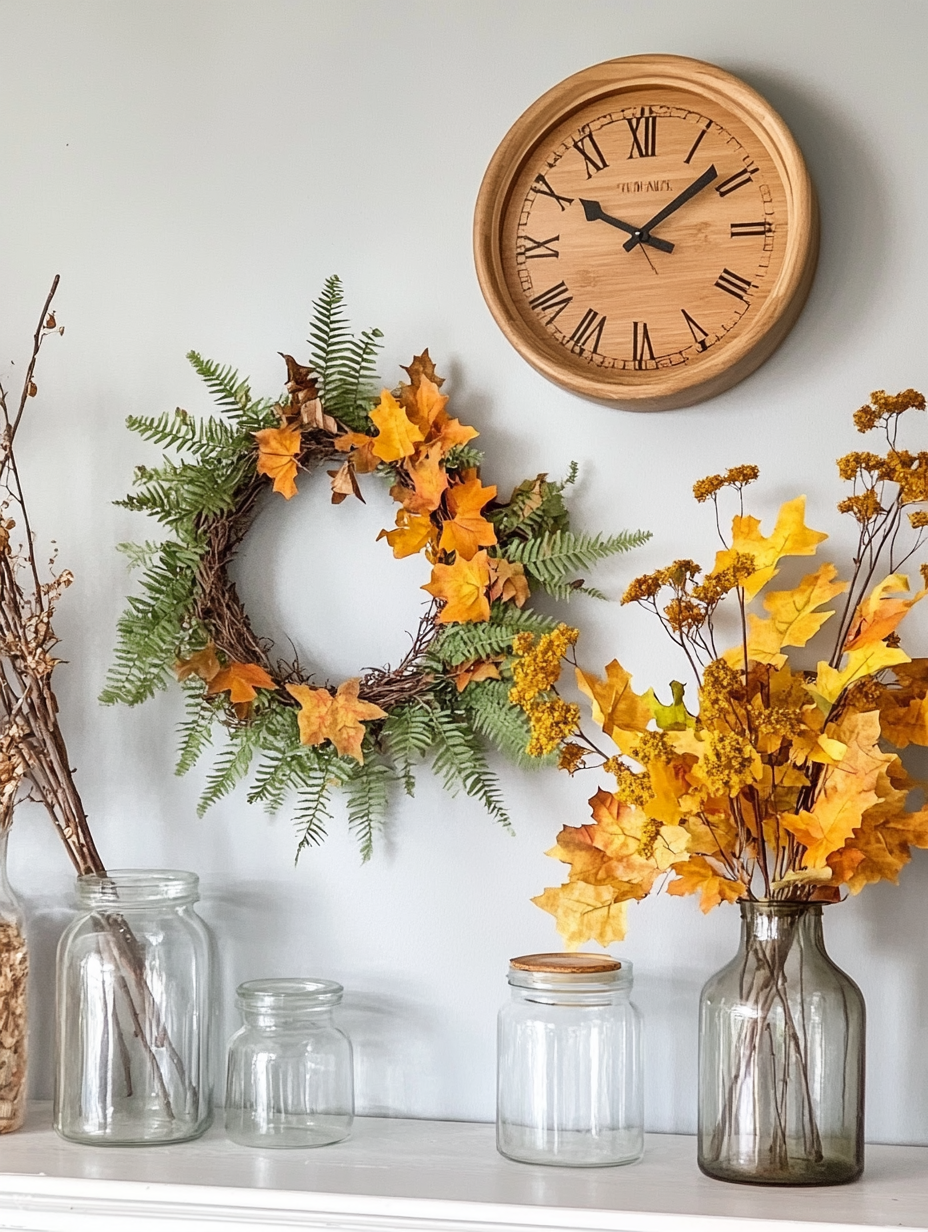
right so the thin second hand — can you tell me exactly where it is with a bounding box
[638,244,659,275]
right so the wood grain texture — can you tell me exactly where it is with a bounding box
[474,55,818,412]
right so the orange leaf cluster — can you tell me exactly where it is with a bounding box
[518,394,928,948]
[176,644,277,720]
[286,678,387,763]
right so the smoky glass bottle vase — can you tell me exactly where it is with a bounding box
[0,824,28,1134]
[497,953,643,1167]
[55,869,215,1145]
[698,901,864,1185]
[225,978,354,1148]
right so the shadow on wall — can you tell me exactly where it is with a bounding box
[727,64,889,370]
[23,896,72,1102]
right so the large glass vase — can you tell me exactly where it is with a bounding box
[698,901,864,1185]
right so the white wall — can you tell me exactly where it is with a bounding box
[1,0,927,1142]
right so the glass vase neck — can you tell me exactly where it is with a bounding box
[739,900,824,945]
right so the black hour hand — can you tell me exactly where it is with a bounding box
[580,199,675,254]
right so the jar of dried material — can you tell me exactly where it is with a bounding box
[497,953,643,1167]
[225,978,354,1148]
[54,869,215,1145]
[0,826,28,1134]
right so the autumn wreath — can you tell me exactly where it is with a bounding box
[102,278,646,857]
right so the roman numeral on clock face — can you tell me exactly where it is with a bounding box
[632,321,655,368]
[529,281,573,322]
[626,114,657,159]
[715,268,755,301]
[681,309,709,351]
[569,308,607,353]
[531,173,574,211]
[684,120,711,165]
[572,131,609,178]
[730,220,771,237]
[715,164,759,197]
[519,234,560,260]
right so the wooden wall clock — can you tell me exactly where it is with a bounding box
[473,55,818,412]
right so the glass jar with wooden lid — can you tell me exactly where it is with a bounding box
[497,952,643,1166]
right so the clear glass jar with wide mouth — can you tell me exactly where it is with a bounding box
[225,978,354,1148]
[55,869,215,1145]
[497,953,643,1167]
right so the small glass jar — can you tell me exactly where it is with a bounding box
[55,869,215,1145]
[225,978,354,1148]
[497,953,643,1167]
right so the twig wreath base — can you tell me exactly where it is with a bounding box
[102,278,647,858]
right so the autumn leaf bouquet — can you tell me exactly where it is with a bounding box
[514,389,928,949]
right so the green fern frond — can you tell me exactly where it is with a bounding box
[430,603,556,667]
[196,725,263,816]
[175,683,216,776]
[429,703,511,830]
[381,701,436,795]
[344,757,393,862]
[292,750,341,859]
[444,444,485,472]
[505,528,650,592]
[461,679,539,767]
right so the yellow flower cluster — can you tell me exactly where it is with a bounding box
[692,464,760,503]
[753,706,803,738]
[525,698,581,757]
[909,510,928,528]
[557,742,587,774]
[691,553,757,605]
[853,388,926,432]
[837,489,883,523]
[609,760,654,807]
[701,730,759,796]
[622,559,701,605]
[630,730,675,766]
[508,623,578,707]
[700,658,742,720]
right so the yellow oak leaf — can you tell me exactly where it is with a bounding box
[438,475,498,560]
[783,709,894,866]
[575,659,652,742]
[643,680,695,731]
[377,510,436,559]
[175,643,220,684]
[880,663,928,748]
[843,573,927,652]
[254,425,302,499]
[745,563,848,664]
[532,881,639,949]
[811,641,911,708]
[422,550,491,624]
[286,678,386,764]
[714,496,827,599]
[207,661,277,718]
[370,390,424,462]
[488,557,530,607]
[666,855,745,912]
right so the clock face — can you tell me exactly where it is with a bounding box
[475,58,818,410]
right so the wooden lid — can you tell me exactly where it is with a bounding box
[509,953,622,974]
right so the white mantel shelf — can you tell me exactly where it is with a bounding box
[0,1106,925,1232]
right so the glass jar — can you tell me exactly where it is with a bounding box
[698,901,864,1186]
[497,953,643,1167]
[225,978,354,1148]
[54,869,215,1145]
[0,825,27,1134]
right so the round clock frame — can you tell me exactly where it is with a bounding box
[473,55,818,412]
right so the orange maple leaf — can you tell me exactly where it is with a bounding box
[370,390,424,462]
[423,550,491,624]
[328,461,364,505]
[453,657,502,692]
[438,475,498,560]
[401,349,444,389]
[488,557,530,607]
[175,643,220,684]
[286,679,386,764]
[207,661,277,718]
[666,855,746,912]
[377,509,436,558]
[402,376,449,436]
[334,430,379,474]
[843,573,927,652]
[404,443,449,513]
[254,425,302,499]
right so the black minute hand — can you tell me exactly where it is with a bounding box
[623,164,718,252]
[580,199,674,254]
